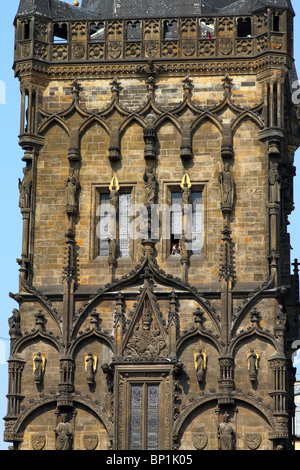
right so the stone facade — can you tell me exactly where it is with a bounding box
[4,0,300,450]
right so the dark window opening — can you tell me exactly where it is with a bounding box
[53,23,68,43]
[126,21,141,41]
[163,20,178,40]
[273,14,280,32]
[24,22,30,40]
[237,17,252,37]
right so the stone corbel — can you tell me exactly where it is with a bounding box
[68,128,80,162]
[143,113,157,160]
[180,125,193,160]
[221,123,234,159]
[108,126,121,161]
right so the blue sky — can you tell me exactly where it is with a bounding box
[0,0,300,450]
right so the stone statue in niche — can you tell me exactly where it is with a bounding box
[54,413,73,450]
[218,412,235,450]
[18,167,32,209]
[33,352,46,384]
[85,352,98,385]
[194,349,207,383]
[143,165,157,208]
[64,169,80,209]
[218,162,235,210]
[269,162,281,203]
[247,349,259,383]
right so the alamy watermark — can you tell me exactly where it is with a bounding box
[291,80,300,105]
[0,80,6,105]
[96,202,203,252]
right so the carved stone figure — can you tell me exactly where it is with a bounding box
[64,170,80,208]
[247,349,259,383]
[55,413,73,450]
[269,162,281,203]
[143,166,157,207]
[85,352,97,384]
[219,162,234,209]
[194,349,207,383]
[33,352,45,384]
[108,237,117,262]
[218,413,235,450]
[8,309,21,340]
[18,168,32,209]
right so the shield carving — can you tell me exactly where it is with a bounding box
[31,434,46,451]
[108,41,122,59]
[192,432,208,450]
[246,433,262,450]
[83,434,98,450]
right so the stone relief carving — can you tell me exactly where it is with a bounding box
[192,432,208,450]
[245,432,262,450]
[125,299,167,358]
[31,434,46,451]
[83,434,99,450]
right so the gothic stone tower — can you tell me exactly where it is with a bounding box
[5,0,300,450]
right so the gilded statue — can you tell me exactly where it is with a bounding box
[85,352,98,384]
[194,349,207,383]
